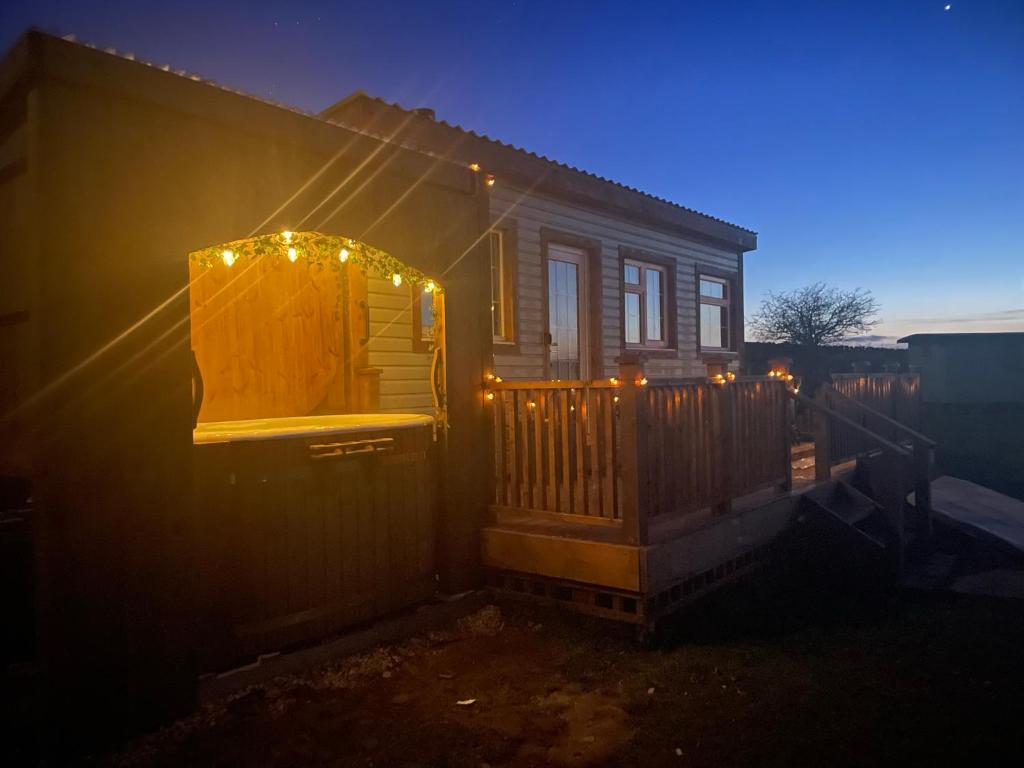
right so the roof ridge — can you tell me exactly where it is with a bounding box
[344,92,756,236]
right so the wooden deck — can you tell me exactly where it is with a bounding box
[482,367,796,625]
[482,370,931,625]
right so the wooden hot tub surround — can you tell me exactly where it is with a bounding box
[194,415,438,670]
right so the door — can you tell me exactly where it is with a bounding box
[546,244,589,380]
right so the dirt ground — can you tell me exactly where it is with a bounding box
[98,567,1024,768]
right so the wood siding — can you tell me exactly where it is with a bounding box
[367,275,434,415]
[490,186,742,381]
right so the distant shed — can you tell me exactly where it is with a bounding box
[899,333,1024,500]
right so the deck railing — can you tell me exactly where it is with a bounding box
[826,374,922,464]
[491,380,621,521]
[488,365,792,545]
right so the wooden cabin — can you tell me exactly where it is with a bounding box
[325,94,940,629]
[322,94,807,627]
[0,29,939,748]
[0,31,492,744]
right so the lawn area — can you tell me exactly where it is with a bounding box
[102,568,1024,768]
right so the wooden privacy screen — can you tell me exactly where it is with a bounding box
[189,258,350,422]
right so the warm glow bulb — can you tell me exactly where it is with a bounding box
[339,247,349,263]
[609,377,619,386]
[222,249,235,267]
[392,273,403,287]
[485,174,496,187]
[485,392,495,402]
[288,246,298,262]
[424,280,436,293]
[282,230,293,243]
[468,162,481,172]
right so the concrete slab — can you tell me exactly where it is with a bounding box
[914,476,1024,555]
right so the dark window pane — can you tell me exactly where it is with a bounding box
[421,291,434,341]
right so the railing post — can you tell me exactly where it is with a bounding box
[717,381,734,515]
[782,384,794,492]
[913,437,933,544]
[617,358,647,547]
[814,383,832,481]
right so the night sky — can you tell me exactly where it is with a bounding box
[2,1,1021,342]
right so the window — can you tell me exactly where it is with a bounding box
[623,260,667,348]
[699,275,731,350]
[490,230,515,343]
[419,290,435,342]
[412,288,435,352]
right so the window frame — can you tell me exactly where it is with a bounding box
[489,225,518,347]
[696,265,738,356]
[618,247,677,357]
[623,258,668,350]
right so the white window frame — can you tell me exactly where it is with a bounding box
[623,259,668,349]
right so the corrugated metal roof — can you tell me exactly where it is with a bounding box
[44,32,754,239]
[327,91,756,236]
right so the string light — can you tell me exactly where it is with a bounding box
[485,391,495,402]
[613,395,620,403]
[468,162,481,172]
[609,377,619,386]
[527,400,536,409]
[282,230,293,243]
[392,273,403,287]
[485,173,496,187]
[726,371,736,382]
[424,280,436,293]
[339,247,349,263]
[288,246,298,262]
[494,376,502,383]
[637,376,649,386]
[222,249,235,267]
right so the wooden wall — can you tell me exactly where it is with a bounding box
[367,275,434,415]
[0,119,33,476]
[489,185,742,381]
[0,31,491,749]
[189,257,344,421]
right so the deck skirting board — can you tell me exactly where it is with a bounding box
[481,527,641,592]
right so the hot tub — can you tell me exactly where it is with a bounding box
[193,413,438,669]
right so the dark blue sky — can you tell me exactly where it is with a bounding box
[2,1,1021,340]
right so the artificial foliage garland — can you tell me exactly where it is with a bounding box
[189,230,441,296]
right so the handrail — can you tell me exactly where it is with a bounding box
[823,384,936,448]
[488,379,619,390]
[792,391,911,458]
